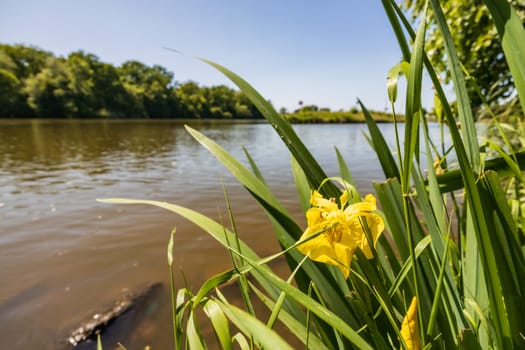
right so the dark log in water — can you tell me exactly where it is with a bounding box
[66,282,163,349]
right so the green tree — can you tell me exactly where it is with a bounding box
[92,61,137,118]
[0,43,261,119]
[23,56,76,117]
[404,0,525,110]
[66,51,137,118]
[0,50,24,117]
[203,85,236,118]
[66,51,97,116]
[0,44,53,117]
[118,61,178,118]
[175,81,206,118]
[234,91,263,119]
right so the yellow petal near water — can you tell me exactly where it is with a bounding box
[400,297,420,350]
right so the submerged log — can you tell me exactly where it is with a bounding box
[67,282,162,348]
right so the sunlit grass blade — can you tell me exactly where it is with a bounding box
[374,180,410,259]
[98,198,261,258]
[477,172,525,345]
[381,0,411,61]
[250,284,329,349]
[291,155,310,214]
[486,141,524,180]
[193,269,240,306]
[221,183,257,317]
[472,172,525,349]
[360,100,400,180]
[384,0,474,179]
[426,236,449,337]
[402,14,428,339]
[187,311,206,350]
[213,292,295,350]
[387,61,410,106]
[203,300,232,350]
[168,228,179,349]
[403,3,426,190]
[183,125,363,325]
[231,333,249,350]
[97,198,284,302]
[198,58,340,200]
[429,0,480,172]
[266,255,308,330]
[350,251,398,349]
[175,289,190,350]
[242,146,266,185]
[242,256,374,349]
[335,146,357,190]
[387,236,431,298]
[185,125,301,243]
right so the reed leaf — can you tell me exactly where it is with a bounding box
[203,300,232,350]
[183,125,362,325]
[249,282,330,350]
[482,0,525,114]
[244,256,374,350]
[403,5,426,190]
[232,333,250,350]
[360,101,400,180]
[291,155,310,214]
[213,294,295,350]
[187,311,206,350]
[198,58,340,200]
[477,172,525,345]
[429,0,480,172]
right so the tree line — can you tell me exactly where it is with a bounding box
[0,44,263,119]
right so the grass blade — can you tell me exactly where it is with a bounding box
[214,294,294,350]
[429,0,480,172]
[249,282,330,350]
[335,146,357,190]
[198,58,340,199]
[203,300,233,350]
[482,0,525,114]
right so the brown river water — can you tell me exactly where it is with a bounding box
[0,119,418,349]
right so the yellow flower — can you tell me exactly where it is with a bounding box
[400,297,420,350]
[297,190,384,278]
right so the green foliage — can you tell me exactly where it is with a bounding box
[284,108,400,123]
[98,0,525,349]
[404,0,525,111]
[0,44,262,119]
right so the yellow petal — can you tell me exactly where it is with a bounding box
[305,207,324,227]
[364,193,377,206]
[299,190,384,279]
[349,202,373,213]
[339,190,349,208]
[400,297,420,350]
[310,190,338,210]
[297,232,353,278]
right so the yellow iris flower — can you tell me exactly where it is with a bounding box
[297,190,384,278]
[400,297,420,350]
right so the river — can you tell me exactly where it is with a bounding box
[1,119,428,349]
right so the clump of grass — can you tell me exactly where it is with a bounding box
[99,0,525,348]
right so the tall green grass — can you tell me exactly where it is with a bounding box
[99,0,525,348]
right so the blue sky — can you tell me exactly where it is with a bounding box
[1,0,434,111]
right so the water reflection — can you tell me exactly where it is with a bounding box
[1,119,177,171]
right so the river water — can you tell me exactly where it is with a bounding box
[1,119,423,349]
